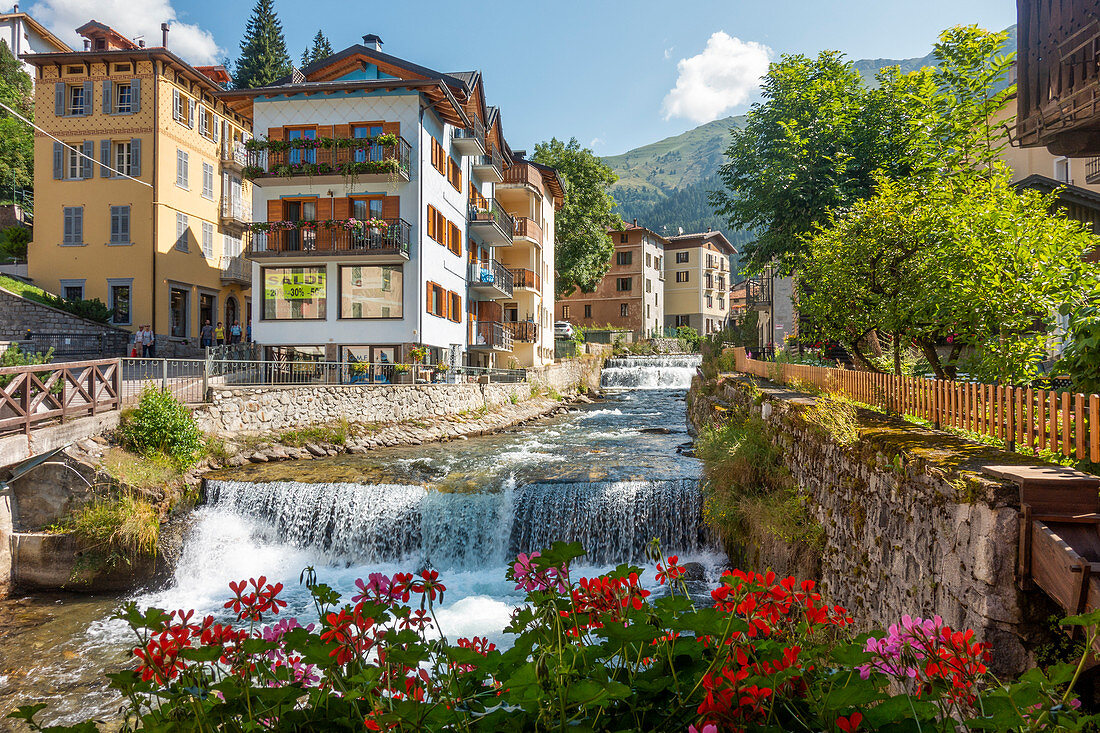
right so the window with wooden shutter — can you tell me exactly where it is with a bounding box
[427,205,437,241]
[447,158,462,192]
[449,291,461,323]
[448,221,461,256]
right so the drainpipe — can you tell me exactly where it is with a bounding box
[151,63,159,339]
[417,104,424,361]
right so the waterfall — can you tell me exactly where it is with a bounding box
[601,354,702,390]
[204,477,711,569]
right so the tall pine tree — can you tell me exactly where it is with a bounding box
[301,30,333,67]
[233,0,291,89]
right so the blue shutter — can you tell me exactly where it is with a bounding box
[82,80,93,116]
[54,82,64,116]
[100,139,111,176]
[52,142,63,179]
[74,207,83,243]
[102,80,112,114]
[130,78,141,114]
[80,140,93,178]
[130,138,141,178]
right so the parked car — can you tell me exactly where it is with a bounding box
[554,321,575,339]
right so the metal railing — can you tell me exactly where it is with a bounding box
[471,148,503,177]
[1087,157,1100,185]
[220,254,250,282]
[513,217,543,244]
[246,137,413,180]
[248,219,412,257]
[24,331,130,357]
[221,140,249,167]
[452,118,486,149]
[220,195,252,224]
[0,358,120,435]
[468,260,514,296]
[470,321,514,351]
[510,267,541,291]
[468,190,515,238]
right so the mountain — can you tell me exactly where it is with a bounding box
[603,25,1017,259]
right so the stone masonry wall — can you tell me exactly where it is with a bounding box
[526,355,603,393]
[687,375,1056,676]
[194,381,535,435]
[0,286,130,353]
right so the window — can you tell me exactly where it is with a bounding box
[706,295,713,308]
[352,123,383,162]
[676,271,689,283]
[584,304,592,319]
[646,279,652,293]
[67,146,82,179]
[175,212,189,251]
[114,141,132,175]
[169,287,189,337]
[426,281,448,318]
[202,221,214,258]
[645,253,652,268]
[1054,157,1071,183]
[176,149,189,188]
[676,251,689,263]
[198,108,209,138]
[449,291,462,323]
[287,128,317,164]
[705,274,714,289]
[562,305,570,319]
[616,251,632,266]
[427,205,448,245]
[616,277,632,291]
[202,162,214,199]
[114,82,132,114]
[619,232,628,243]
[62,206,83,244]
[675,315,690,328]
[108,279,132,325]
[340,265,403,319]
[718,297,725,310]
[447,157,462,192]
[109,205,130,244]
[67,84,85,115]
[447,221,461,256]
[262,267,327,320]
[657,255,663,270]
[620,303,629,318]
[172,89,191,125]
[60,280,84,300]
[430,137,447,176]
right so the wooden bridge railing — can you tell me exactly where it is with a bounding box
[0,358,120,436]
[733,348,1100,463]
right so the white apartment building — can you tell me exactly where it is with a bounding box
[219,36,561,368]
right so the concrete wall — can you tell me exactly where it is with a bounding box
[688,375,1055,676]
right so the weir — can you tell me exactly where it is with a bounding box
[600,354,701,390]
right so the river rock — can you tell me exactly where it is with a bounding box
[305,442,327,457]
[640,427,673,434]
[248,452,269,463]
[680,562,706,582]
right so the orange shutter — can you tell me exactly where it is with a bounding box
[267,198,282,222]
[382,121,400,137]
[334,124,350,139]
[268,126,284,141]
[316,197,332,220]
[426,206,436,240]
[426,282,435,314]
[333,197,350,220]
[444,289,451,320]
[383,195,400,221]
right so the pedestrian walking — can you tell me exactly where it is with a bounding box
[230,321,242,344]
[141,325,155,357]
[200,319,214,348]
[214,322,225,345]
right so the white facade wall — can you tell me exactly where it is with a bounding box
[641,235,664,334]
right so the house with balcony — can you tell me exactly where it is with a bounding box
[218,36,562,368]
[663,230,738,335]
[555,221,666,335]
[26,20,253,354]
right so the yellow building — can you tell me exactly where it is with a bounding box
[663,231,736,334]
[27,21,253,354]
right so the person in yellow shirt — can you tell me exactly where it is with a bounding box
[214,322,226,345]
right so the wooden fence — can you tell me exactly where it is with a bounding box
[0,358,120,435]
[732,348,1100,463]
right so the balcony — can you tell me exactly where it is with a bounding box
[500,162,544,196]
[471,148,503,183]
[247,219,412,259]
[220,254,250,285]
[469,321,513,352]
[221,140,248,170]
[245,136,412,187]
[1087,157,1100,185]
[505,321,539,343]
[220,195,251,227]
[452,118,486,156]
[468,190,515,246]
[468,259,514,299]
[510,267,541,292]
[513,217,543,246]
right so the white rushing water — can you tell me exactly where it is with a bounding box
[600,354,702,390]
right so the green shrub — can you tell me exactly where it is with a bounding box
[0,225,29,261]
[676,325,703,352]
[118,388,203,468]
[0,344,53,388]
[1059,304,1100,395]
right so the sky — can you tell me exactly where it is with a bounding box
[25,0,1018,156]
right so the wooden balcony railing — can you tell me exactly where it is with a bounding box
[513,217,543,244]
[505,321,539,343]
[247,219,412,257]
[510,267,541,291]
[501,162,543,191]
[470,321,513,351]
[0,358,120,435]
[245,137,412,181]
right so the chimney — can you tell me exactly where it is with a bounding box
[632,218,637,227]
[161,22,169,48]
[83,39,90,51]
[138,38,145,48]
[362,34,383,52]
[13,4,18,12]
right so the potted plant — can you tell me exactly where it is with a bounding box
[410,346,429,365]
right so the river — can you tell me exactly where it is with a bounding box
[0,354,720,727]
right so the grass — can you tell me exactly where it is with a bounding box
[800,395,860,446]
[0,272,48,300]
[58,491,161,559]
[101,448,183,490]
[277,418,351,447]
[548,388,563,402]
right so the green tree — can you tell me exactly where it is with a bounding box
[233,0,292,89]
[301,30,333,67]
[530,138,623,296]
[798,170,1100,383]
[711,26,1014,274]
[0,40,33,192]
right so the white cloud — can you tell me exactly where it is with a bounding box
[589,136,604,149]
[661,32,771,123]
[30,0,223,65]
[663,46,674,60]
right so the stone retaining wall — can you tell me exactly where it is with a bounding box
[687,375,1060,676]
[0,286,129,347]
[526,356,603,394]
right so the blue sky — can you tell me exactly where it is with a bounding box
[29,0,1018,156]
